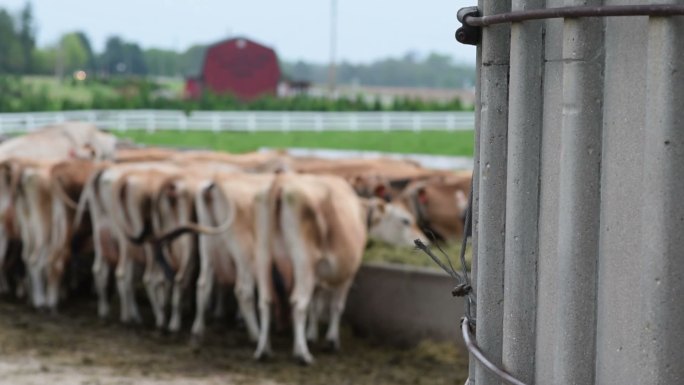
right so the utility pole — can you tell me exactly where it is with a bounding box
[328,0,338,96]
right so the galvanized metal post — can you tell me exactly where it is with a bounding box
[474,1,511,384]
[640,9,684,384]
[553,2,604,383]
[501,0,544,382]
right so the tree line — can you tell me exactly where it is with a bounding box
[0,3,475,89]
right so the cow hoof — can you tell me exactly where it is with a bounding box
[189,334,203,351]
[36,306,49,315]
[295,353,315,366]
[154,328,169,339]
[322,339,340,353]
[98,317,111,326]
[254,349,273,362]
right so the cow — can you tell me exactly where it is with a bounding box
[0,123,116,294]
[114,147,179,163]
[106,161,242,328]
[11,159,60,309]
[75,162,179,323]
[252,173,426,364]
[106,164,189,326]
[151,163,242,333]
[44,158,98,311]
[0,121,116,162]
[171,150,292,173]
[185,173,276,343]
[392,173,472,243]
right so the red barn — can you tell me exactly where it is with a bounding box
[184,37,281,101]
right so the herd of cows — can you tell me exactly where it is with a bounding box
[0,122,471,365]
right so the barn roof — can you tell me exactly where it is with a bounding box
[185,36,279,79]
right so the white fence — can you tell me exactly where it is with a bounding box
[0,110,475,134]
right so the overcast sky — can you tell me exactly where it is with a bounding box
[1,0,476,64]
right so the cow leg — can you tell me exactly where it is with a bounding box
[325,279,353,352]
[115,241,140,324]
[233,249,259,342]
[27,261,46,309]
[25,234,48,310]
[92,233,111,319]
[0,232,8,295]
[45,251,66,313]
[191,235,216,340]
[169,244,194,334]
[254,196,273,360]
[306,289,321,343]
[212,283,226,320]
[143,249,167,330]
[0,271,8,295]
[281,200,316,365]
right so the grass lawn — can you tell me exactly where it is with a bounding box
[114,129,475,156]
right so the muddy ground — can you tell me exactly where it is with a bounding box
[0,296,467,385]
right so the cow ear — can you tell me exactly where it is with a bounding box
[417,187,428,204]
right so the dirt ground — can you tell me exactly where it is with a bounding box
[0,297,468,385]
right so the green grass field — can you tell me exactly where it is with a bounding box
[114,129,475,156]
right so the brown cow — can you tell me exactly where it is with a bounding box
[152,163,241,332]
[186,173,275,342]
[171,150,292,173]
[114,147,179,163]
[76,162,178,322]
[393,173,472,243]
[45,158,99,311]
[252,173,426,364]
[0,123,116,294]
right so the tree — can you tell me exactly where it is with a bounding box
[18,2,35,73]
[74,31,96,72]
[56,32,88,77]
[0,9,23,73]
[32,46,57,74]
[99,36,147,76]
[144,48,181,77]
[180,44,207,76]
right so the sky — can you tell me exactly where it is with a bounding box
[1,0,477,64]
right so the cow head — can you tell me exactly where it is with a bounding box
[364,198,427,247]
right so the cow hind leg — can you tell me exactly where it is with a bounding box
[253,193,274,361]
[0,272,8,295]
[191,236,217,342]
[324,279,353,352]
[45,257,66,313]
[93,253,111,319]
[234,254,259,342]
[281,200,316,365]
[306,289,322,343]
[143,255,167,330]
[115,249,140,324]
[27,260,47,310]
